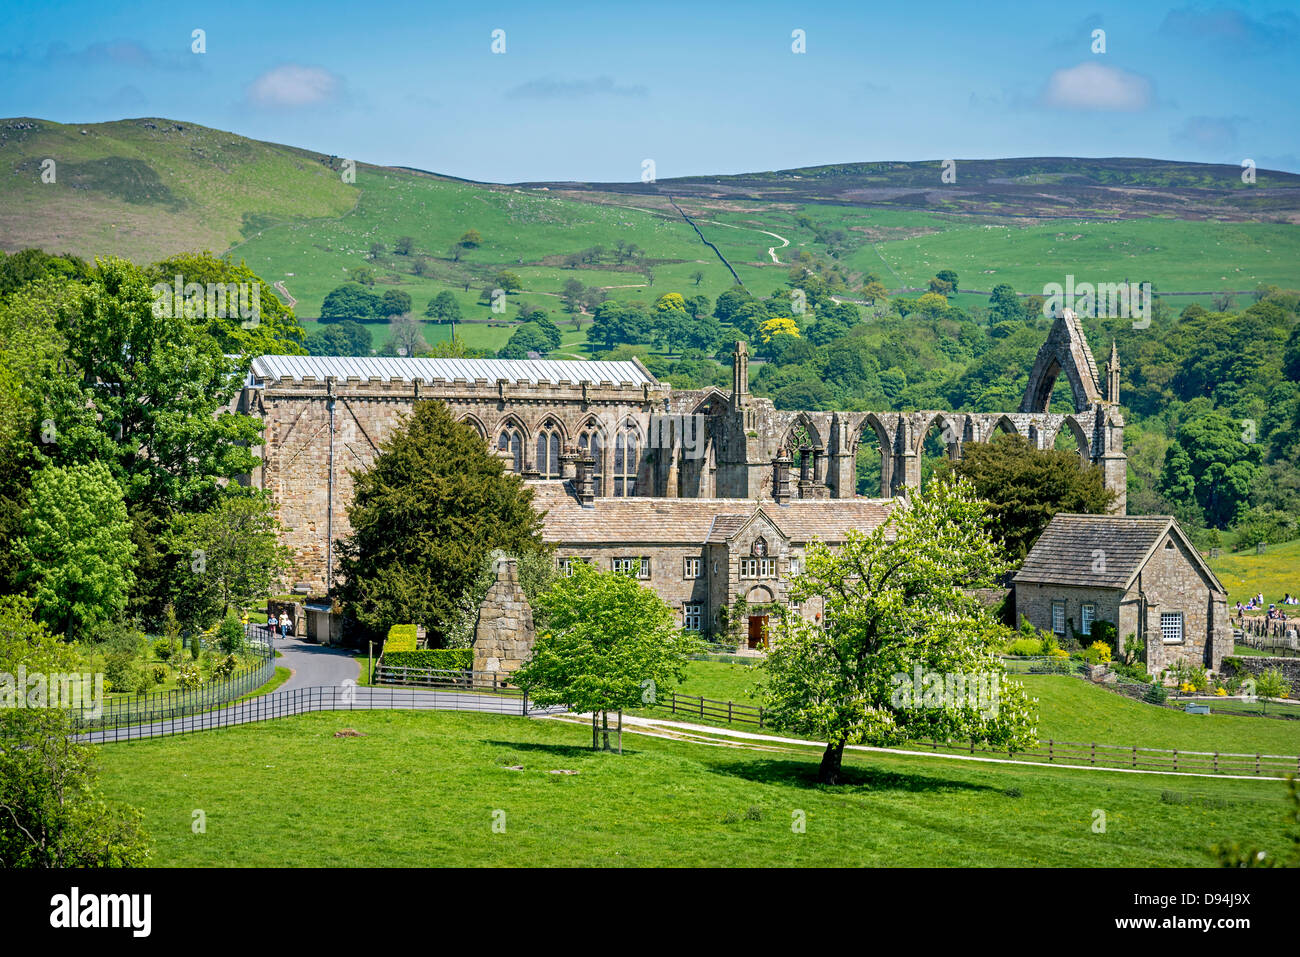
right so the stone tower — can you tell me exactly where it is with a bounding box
[471,556,536,684]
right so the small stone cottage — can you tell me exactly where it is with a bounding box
[1013,514,1231,673]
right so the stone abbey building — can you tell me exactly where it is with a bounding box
[239,310,1126,641]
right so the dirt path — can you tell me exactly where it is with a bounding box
[273,280,297,309]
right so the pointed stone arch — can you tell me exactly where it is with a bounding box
[1021,309,1104,413]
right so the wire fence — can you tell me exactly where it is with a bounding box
[80,625,275,729]
[77,684,562,744]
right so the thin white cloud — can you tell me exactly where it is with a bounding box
[246,65,342,108]
[1039,61,1152,111]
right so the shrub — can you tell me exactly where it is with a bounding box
[177,663,202,690]
[189,634,201,660]
[218,612,245,654]
[1082,641,1112,664]
[1112,660,1150,684]
[1091,620,1117,647]
[150,665,167,685]
[381,649,474,671]
[1006,637,1043,656]
[103,652,141,694]
[153,638,176,662]
[211,654,238,680]
[1144,683,1168,705]
[1039,631,1060,657]
[385,624,418,653]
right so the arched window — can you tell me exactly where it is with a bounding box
[497,426,523,473]
[579,428,604,496]
[536,420,562,479]
[613,423,640,497]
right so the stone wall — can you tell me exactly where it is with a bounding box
[1227,656,1300,697]
[471,557,536,682]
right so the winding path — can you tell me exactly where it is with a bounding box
[78,636,563,745]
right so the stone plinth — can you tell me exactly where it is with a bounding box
[471,557,536,686]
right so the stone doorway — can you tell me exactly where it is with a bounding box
[747,615,769,650]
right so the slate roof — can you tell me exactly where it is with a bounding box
[249,355,656,386]
[1013,513,1222,592]
[530,483,895,546]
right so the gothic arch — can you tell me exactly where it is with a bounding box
[460,413,488,442]
[1062,414,1093,464]
[914,412,964,456]
[495,415,529,474]
[1021,309,1103,413]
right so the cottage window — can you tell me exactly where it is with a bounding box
[684,558,702,579]
[740,557,776,578]
[613,557,650,579]
[1160,612,1184,645]
[1051,601,1066,635]
[683,604,703,632]
[1081,603,1095,637]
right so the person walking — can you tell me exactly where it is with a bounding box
[278,611,291,638]
[266,612,277,640]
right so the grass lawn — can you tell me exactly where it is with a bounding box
[647,662,1300,757]
[93,709,1293,867]
[1020,676,1300,755]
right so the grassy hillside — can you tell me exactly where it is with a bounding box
[6,118,1300,338]
[1209,539,1300,606]
[0,117,357,264]
[95,709,1292,867]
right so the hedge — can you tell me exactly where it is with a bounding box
[380,649,474,671]
[384,624,417,653]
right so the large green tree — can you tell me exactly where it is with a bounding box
[948,432,1116,559]
[0,595,150,868]
[337,400,545,641]
[515,562,698,750]
[1158,411,1260,529]
[44,257,263,513]
[167,493,291,629]
[15,461,136,641]
[761,477,1037,784]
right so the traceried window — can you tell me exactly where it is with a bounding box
[536,420,562,479]
[684,557,702,579]
[1160,612,1184,645]
[1051,601,1066,635]
[613,424,640,497]
[1081,603,1095,637]
[497,426,523,473]
[578,428,604,496]
[683,604,703,632]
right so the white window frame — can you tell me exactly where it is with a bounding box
[1081,603,1095,637]
[683,603,703,632]
[684,557,702,579]
[740,557,776,579]
[1160,612,1184,645]
[1051,601,1066,635]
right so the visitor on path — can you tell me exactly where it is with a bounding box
[266,612,277,638]
[278,611,291,638]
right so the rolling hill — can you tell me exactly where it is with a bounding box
[4,116,1300,339]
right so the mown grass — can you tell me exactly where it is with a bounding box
[643,662,1300,757]
[94,709,1293,867]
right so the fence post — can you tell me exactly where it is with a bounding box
[1090,742,1095,765]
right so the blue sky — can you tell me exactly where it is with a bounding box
[2,0,1298,181]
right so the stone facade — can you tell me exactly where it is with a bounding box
[534,484,892,645]
[472,557,536,679]
[1014,514,1231,673]
[240,310,1126,593]
[1227,656,1300,698]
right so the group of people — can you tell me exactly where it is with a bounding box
[265,611,293,638]
[1235,593,1294,622]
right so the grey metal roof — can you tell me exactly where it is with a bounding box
[249,354,656,386]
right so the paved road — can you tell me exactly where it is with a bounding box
[271,631,361,691]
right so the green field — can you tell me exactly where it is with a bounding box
[1208,539,1300,606]
[93,709,1292,867]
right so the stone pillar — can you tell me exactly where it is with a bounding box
[575,453,596,507]
[472,557,537,686]
[772,449,792,505]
